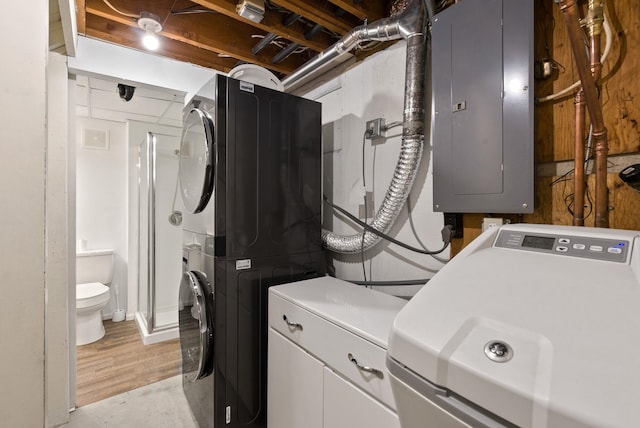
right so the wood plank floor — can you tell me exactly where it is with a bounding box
[76,320,181,407]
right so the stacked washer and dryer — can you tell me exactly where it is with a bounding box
[177,74,326,428]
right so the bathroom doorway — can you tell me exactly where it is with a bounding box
[136,131,183,342]
[74,74,186,407]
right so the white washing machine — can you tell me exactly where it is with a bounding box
[387,224,640,428]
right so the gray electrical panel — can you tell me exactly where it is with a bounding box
[432,0,534,213]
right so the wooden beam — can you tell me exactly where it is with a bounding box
[85,0,307,74]
[269,0,361,35]
[164,12,308,74]
[76,0,86,34]
[85,14,237,72]
[325,0,387,22]
[190,0,336,51]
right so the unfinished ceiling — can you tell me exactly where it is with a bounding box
[76,0,394,77]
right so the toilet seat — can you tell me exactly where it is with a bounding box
[77,282,110,310]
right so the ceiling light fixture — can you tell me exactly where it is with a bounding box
[138,12,162,51]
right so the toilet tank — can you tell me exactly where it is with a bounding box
[76,249,114,285]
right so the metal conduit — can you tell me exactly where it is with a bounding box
[272,42,301,64]
[282,0,433,253]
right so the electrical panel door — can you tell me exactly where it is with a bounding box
[432,0,534,213]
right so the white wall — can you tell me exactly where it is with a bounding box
[76,117,128,317]
[45,52,73,427]
[308,41,447,295]
[0,1,47,426]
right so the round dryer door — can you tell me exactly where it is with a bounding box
[179,108,215,214]
[178,270,214,382]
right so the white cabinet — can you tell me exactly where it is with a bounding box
[324,367,400,428]
[267,328,324,428]
[267,277,406,428]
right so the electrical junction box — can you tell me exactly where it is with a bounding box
[236,0,265,23]
[431,0,534,213]
[365,118,385,139]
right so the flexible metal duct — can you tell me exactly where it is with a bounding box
[282,0,433,253]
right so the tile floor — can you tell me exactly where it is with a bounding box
[64,375,198,428]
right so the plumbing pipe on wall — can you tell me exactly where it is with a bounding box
[573,88,586,226]
[283,0,435,253]
[573,0,605,226]
[557,0,609,228]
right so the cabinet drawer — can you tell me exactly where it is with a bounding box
[269,293,396,411]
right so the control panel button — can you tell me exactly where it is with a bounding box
[589,245,604,252]
[558,238,571,244]
[572,243,586,250]
[555,246,569,252]
[607,247,623,254]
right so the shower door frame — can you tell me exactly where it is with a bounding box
[138,131,179,335]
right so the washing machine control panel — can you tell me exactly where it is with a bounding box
[495,230,629,263]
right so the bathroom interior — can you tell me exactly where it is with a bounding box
[74,74,190,403]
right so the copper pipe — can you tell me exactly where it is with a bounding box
[573,88,586,226]
[558,0,609,227]
[588,0,606,228]
[589,0,606,227]
[574,0,604,226]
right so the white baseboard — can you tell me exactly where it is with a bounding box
[134,311,179,345]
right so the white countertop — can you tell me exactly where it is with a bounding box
[270,276,407,349]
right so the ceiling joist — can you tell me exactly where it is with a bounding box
[77,0,391,77]
[85,14,238,72]
[190,0,336,52]
[269,0,361,35]
[85,0,308,74]
[325,0,387,22]
[76,0,87,34]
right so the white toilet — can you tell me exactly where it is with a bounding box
[76,249,114,345]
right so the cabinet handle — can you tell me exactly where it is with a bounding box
[348,353,383,378]
[282,314,303,331]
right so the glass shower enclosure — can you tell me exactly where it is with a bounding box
[137,132,182,339]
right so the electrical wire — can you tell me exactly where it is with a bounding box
[537,8,613,103]
[549,166,594,220]
[324,195,451,255]
[361,130,369,282]
[170,6,218,15]
[406,195,449,263]
[357,41,382,52]
[348,279,430,286]
[164,0,178,27]
[250,35,309,54]
[264,0,340,39]
[361,194,368,282]
[585,124,594,161]
[101,0,140,19]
